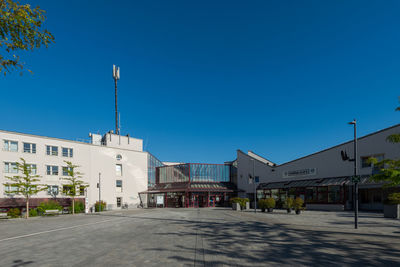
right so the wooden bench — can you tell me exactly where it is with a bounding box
[44,209,60,216]
[0,213,9,219]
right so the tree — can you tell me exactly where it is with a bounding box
[370,101,400,187]
[61,161,88,214]
[0,0,55,75]
[3,158,47,219]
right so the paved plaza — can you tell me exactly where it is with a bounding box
[0,208,399,266]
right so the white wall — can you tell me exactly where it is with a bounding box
[0,130,148,210]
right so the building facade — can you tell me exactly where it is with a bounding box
[235,124,400,211]
[140,163,237,208]
[0,130,152,211]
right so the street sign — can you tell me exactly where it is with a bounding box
[351,176,361,183]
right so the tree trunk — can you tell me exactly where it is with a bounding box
[72,197,75,215]
[26,198,29,219]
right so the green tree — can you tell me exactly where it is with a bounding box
[3,158,47,219]
[0,0,55,75]
[61,161,88,214]
[370,102,400,187]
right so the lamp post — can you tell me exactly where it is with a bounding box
[348,119,358,229]
[251,159,256,213]
[98,172,101,212]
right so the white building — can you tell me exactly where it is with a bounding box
[234,124,400,211]
[0,130,159,211]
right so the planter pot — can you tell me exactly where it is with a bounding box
[267,208,273,213]
[384,204,400,219]
[261,208,266,212]
[295,209,301,215]
[245,202,250,210]
[232,202,241,211]
[287,208,292,213]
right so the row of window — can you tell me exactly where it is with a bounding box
[5,181,123,196]
[3,162,73,176]
[3,162,123,177]
[3,140,73,157]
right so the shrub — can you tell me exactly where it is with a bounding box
[284,198,294,209]
[258,199,268,210]
[293,197,304,210]
[95,201,107,212]
[230,197,249,209]
[69,201,85,213]
[387,193,400,205]
[265,198,276,209]
[8,208,21,218]
[37,200,62,214]
[29,208,38,217]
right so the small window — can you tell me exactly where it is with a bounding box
[79,186,85,196]
[116,154,122,161]
[116,197,122,208]
[23,143,36,154]
[116,164,122,176]
[46,145,58,156]
[47,185,59,196]
[4,162,18,173]
[62,185,73,195]
[46,165,59,175]
[361,154,384,168]
[4,140,18,152]
[116,180,123,192]
[28,164,37,175]
[62,147,73,157]
[62,167,72,176]
[4,184,19,194]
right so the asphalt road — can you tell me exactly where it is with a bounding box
[0,208,399,266]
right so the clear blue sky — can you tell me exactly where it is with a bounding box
[1,0,399,164]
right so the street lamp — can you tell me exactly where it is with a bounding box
[348,119,358,229]
[250,159,257,213]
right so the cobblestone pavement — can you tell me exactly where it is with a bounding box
[0,208,399,266]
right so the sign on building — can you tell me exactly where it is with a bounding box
[283,168,317,178]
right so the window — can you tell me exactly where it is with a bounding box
[46,165,59,175]
[116,180,122,192]
[116,154,122,161]
[46,145,58,156]
[62,147,73,157]
[23,142,36,154]
[116,197,122,208]
[79,186,85,196]
[361,154,384,168]
[4,140,18,152]
[116,164,122,176]
[4,162,18,173]
[62,185,73,195]
[4,184,18,194]
[28,164,37,175]
[47,185,59,196]
[62,167,72,176]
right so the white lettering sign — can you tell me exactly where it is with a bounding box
[283,168,317,178]
[156,195,164,205]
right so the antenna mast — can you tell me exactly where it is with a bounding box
[112,65,120,135]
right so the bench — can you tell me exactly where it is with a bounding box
[0,213,9,219]
[44,209,60,216]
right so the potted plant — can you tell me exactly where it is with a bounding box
[265,198,276,212]
[258,199,268,212]
[284,197,294,213]
[293,197,304,215]
[384,193,400,219]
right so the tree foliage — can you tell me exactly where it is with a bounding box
[0,0,54,75]
[370,101,400,188]
[61,161,88,214]
[3,158,47,218]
